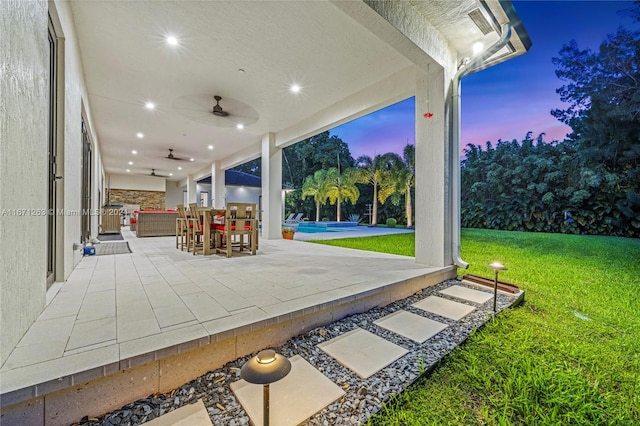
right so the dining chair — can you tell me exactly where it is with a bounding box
[176,204,189,250]
[215,202,258,258]
[188,203,204,255]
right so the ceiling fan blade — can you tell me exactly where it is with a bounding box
[145,169,170,178]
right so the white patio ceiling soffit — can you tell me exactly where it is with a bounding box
[69,0,529,181]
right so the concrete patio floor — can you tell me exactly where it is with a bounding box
[0,227,453,424]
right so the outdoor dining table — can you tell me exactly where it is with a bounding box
[187,205,259,256]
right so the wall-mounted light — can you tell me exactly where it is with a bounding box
[240,349,291,426]
[487,261,507,312]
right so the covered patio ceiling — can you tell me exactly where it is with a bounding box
[69,0,528,182]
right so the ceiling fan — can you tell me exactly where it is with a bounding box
[212,95,229,117]
[172,94,259,127]
[165,149,185,161]
[148,169,170,178]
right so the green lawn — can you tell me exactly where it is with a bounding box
[311,229,640,425]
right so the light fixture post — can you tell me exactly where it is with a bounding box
[492,269,499,312]
[263,384,270,426]
[240,349,291,426]
[487,262,507,313]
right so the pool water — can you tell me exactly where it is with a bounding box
[295,221,359,233]
[296,227,349,234]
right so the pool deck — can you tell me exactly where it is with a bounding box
[0,226,451,425]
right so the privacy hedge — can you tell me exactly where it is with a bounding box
[461,133,640,238]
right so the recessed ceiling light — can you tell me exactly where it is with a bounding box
[131,150,138,155]
[208,145,214,150]
[472,41,484,55]
[145,102,155,110]
[178,166,182,170]
[169,173,173,176]
[166,35,178,46]
[128,161,133,165]
[136,132,144,138]
[236,123,244,130]
[290,84,301,93]
[126,169,130,173]
[190,158,195,162]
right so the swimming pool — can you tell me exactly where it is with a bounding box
[296,221,359,233]
[296,227,349,233]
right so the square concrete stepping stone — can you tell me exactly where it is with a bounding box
[145,399,211,426]
[439,285,493,304]
[317,328,408,379]
[412,296,476,320]
[374,310,448,343]
[231,355,344,426]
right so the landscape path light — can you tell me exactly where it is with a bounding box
[240,349,291,426]
[487,261,507,312]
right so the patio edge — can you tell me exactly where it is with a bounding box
[0,267,456,425]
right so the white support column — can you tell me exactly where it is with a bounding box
[186,174,197,205]
[415,67,450,267]
[261,133,282,239]
[210,161,225,208]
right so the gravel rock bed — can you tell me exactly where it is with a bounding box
[76,279,519,426]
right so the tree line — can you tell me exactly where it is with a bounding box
[233,131,415,226]
[289,132,415,226]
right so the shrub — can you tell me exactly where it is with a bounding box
[386,218,397,228]
[322,217,329,221]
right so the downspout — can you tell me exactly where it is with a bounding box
[451,23,512,269]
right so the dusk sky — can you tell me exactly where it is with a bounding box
[331,1,636,160]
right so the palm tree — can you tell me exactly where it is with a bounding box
[301,169,330,221]
[325,167,361,221]
[397,144,415,227]
[355,153,400,226]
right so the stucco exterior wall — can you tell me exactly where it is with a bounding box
[53,0,102,278]
[0,0,105,365]
[195,183,261,207]
[0,0,49,366]
[225,186,261,205]
[165,181,185,209]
